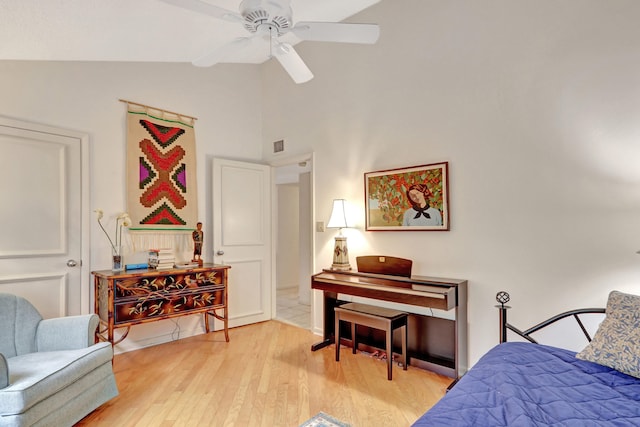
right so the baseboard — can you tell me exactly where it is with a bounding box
[112,323,208,354]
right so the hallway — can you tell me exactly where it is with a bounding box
[275,287,310,329]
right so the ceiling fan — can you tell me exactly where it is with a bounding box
[160,0,380,83]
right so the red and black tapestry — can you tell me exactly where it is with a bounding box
[126,106,198,230]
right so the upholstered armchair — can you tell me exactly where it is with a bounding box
[0,293,118,426]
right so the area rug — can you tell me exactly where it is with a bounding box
[300,412,350,427]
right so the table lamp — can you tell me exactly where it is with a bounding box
[327,199,351,271]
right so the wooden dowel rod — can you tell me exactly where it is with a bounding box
[118,99,197,121]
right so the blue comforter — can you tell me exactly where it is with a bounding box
[412,342,640,426]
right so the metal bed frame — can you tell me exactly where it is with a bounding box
[495,291,605,344]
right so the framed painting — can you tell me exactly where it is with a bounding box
[365,162,449,231]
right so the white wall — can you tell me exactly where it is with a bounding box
[261,0,640,365]
[298,171,312,305]
[276,183,300,289]
[0,60,263,351]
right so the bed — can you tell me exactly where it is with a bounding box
[412,290,640,426]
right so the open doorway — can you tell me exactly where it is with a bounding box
[274,157,312,329]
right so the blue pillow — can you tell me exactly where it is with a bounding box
[576,290,640,378]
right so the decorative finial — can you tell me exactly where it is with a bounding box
[496,291,510,307]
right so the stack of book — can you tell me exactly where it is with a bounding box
[148,248,175,270]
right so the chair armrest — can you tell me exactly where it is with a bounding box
[35,314,100,351]
[0,353,8,389]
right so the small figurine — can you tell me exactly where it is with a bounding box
[192,222,203,265]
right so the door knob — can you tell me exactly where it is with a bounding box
[216,250,225,256]
[67,260,78,267]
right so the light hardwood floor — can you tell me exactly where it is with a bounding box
[76,320,451,427]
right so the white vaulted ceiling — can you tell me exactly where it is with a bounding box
[0,0,380,65]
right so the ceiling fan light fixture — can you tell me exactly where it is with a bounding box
[161,0,380,84]
[241,0,292,36]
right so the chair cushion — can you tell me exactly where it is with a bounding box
[0,354,7,389]
[0,342,113,415]
[0,294,42,358]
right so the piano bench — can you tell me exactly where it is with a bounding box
[334,302,408,380]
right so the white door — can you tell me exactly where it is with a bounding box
[212,158,272,327]
[0,117,86,317]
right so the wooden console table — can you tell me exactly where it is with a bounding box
[92,264,230,345]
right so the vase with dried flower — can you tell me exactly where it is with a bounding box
[95,209,131,272]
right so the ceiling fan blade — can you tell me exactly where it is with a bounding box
[193,37,253,67]
[292,22,380,44]
[273,42,314,84]
[159,0,242,23]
